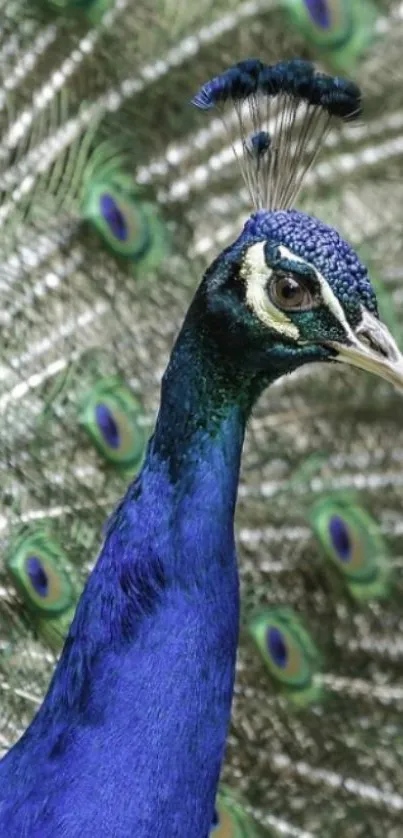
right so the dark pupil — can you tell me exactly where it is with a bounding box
[100,193,128,242]
[95,403,121,449]
[280,277,301,300]
[26,556,49,597]
[329,515,351,561]
[304,0,331,28]
[267,627,288,668]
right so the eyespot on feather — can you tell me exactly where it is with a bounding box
[80,142,168,270]
[309,496,392,600]
[5,525,76,649]
[284,0,377,71]
[79,376,146,470]
[248,607,322,706]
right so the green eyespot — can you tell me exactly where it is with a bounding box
[79,376,146,470]
[80,142,168,270]
[248,608,322,706]
[309,496,392,600]
[5,525,76,649]
[211,787,262,837]
[285,0,376,70]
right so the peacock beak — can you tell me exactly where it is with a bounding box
[327,309,403,390]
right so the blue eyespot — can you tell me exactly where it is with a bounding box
[81,142,168,268]
[304,0,331,28]
[100,193,128,242]
[329,515,351,561]
[95,403,121,449]
[267,626,288,668]
[310,498,392,601]
[80,376,146,470]
[25,556,49,597]
[5,526,76,649]
[249,608,322,705]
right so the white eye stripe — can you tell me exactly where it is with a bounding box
[315,273,353,335]
[241,241,358,344]
[240,242,300,339]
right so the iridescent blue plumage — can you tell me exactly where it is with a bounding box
[1,57,402,838]
[0,329,243,835]
[258,58,314,97]
[191,59,264,109]
[192,58,360,119]
[0,203,401,834]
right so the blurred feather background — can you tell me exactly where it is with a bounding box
[1,0,403,835]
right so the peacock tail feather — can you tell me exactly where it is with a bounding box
[1,0,403,835]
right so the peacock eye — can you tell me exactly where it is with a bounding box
[248,607,322,706]
[309,496,392,601]
[79,376,147,471]
[79,140,169,271]
[269,273,314,312]
[5,525,76,649]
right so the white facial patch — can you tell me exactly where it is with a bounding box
[240,242,300,340]
[241,241,362,345]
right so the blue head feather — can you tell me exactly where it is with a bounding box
[258,58,315,98]
[191,58,263,109]
[245,130,271,159]
[192,58,360,118]
[239,209,377,318]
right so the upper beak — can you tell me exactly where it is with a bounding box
[326,309,403,390]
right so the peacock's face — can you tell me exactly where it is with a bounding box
[219,209,403,387]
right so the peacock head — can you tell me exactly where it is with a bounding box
[200,206,403,387]
[192,58,403,389]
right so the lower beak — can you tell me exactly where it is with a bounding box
[325,310,403,391]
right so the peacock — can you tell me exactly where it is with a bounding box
[1,1,403,836]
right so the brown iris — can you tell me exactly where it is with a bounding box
[269,273,314,311]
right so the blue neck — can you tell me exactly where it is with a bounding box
[1,312,253,838]
[114,310,248,588]
[151,303,250,483]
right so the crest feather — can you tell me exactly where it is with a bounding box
[192,58,361,211]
